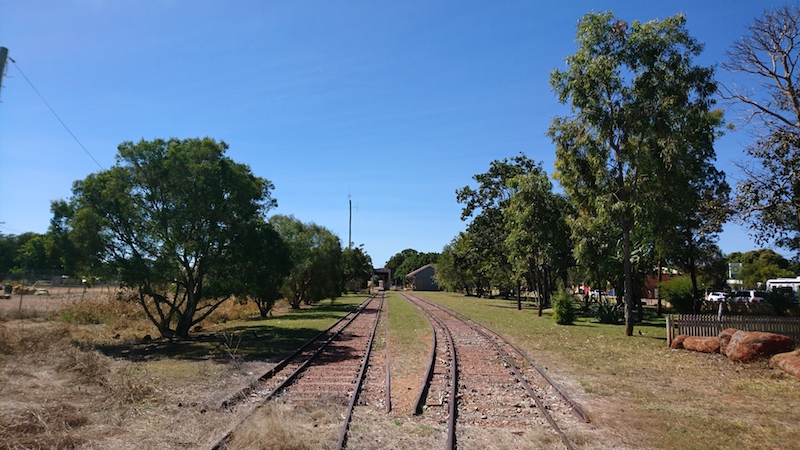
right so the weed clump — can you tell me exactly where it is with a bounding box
[594,299,624,324]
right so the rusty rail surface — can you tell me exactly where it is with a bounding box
[401,292,586,450]
[207,294,383,450]
[336,292,385,449]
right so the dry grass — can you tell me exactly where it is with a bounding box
[0,293,367,449]
[4,289,798,449]
[0,294,258,450]
[0,402,90,449]
[229,400,344,450]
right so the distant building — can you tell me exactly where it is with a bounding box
[373,268,392,291]
[406,264,439,291]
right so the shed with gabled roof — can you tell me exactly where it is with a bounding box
[406,264,439,291]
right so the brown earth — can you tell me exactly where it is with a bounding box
[3,292,799,449]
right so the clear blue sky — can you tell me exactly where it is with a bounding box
[0,0,784,267]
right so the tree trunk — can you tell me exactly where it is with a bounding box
[535,269,544,317]
[656,256,663,317]
[687,232,700,314]
[623,221,635,336]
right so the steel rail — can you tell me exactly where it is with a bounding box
[457,309,576,450]
[384,293,392,413]
[404,293,580,450]
[417,294,589,423]
[336,293,385,449]
[218,294,376,411]
[412,297,439,415]
[401,292,457,449]
[206,294,379,450]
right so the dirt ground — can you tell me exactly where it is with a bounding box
[5,292,797,449]
[0,293,609,449]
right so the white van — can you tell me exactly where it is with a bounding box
[765,276,800,298]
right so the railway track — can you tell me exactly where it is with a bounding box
[207,292,385,450]
[206,290,587,449]
[400,292,588,450]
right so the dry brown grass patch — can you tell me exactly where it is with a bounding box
[229,400,344,450]
[0,402,89,449]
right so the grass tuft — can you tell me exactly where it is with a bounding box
[0,403,89,448]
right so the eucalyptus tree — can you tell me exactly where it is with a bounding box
[233,219,292,318]
[465,210,515,297]
[10,232,62,276]
[550,12,721,335]
[386,248,419,286]
[436,233,476,294]
[341,245,373,292]
[658,157,730,311]
[268,214,343,308]
[723,5,800,258]
[52,137,276,338]
[504,166,573,315]
[394,251,439,285]
[456,154,539,297]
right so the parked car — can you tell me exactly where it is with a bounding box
[706,292,727,302]
[732,290,766,303]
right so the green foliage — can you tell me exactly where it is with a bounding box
[594,299,624,324]
[659,276,696,314]
[456,155,539,297]
[552,289,576,325]
[727,249,795,289]
[269,214,343,308]
[232,220,292,318]
[549,12,721,335]
[435,233,480,294]
[0,232,63,277]
[53,137,276,338]
[765,288,798,316]
[385,249,418,273]
[341,245,373,292]
[505,167,573,310]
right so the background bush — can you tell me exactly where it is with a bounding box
[659,276,696,314]
[552,289,576,325]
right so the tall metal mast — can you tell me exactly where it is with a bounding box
[348,194,352,249]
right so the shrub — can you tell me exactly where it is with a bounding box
[594,299,623,324]
[765,288,798,316]
[552,289,576,325]
[659,276,696,314]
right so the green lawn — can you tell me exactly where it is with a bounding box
[409,291,800,450]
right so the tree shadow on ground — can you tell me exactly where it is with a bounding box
[95,301,361,363]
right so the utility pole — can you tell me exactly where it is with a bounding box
[348,194,352,249]
[0,47,8,98]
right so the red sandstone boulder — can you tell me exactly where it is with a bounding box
[670,334,688,349]
[770,349,800,379]
[682,336,721,353]
[718,328,738,356]
[725,330,796,362]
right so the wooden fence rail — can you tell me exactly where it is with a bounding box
[666,314,800,347]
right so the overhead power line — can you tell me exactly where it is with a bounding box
[7,53,104,171]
